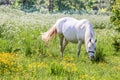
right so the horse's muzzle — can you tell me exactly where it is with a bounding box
[88,51,94,60]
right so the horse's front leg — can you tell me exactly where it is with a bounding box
[77,40,82,57]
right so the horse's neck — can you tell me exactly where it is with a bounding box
[85,25,94,51]
[86,23,94,37]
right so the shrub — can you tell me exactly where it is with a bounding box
[110,0,120,53]
[94,44,106,62]
[112,36,120,52]
[110,0,120,26]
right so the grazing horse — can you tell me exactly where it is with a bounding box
[41,17,96,59]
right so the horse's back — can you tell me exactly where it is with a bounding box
[55,17,78,34]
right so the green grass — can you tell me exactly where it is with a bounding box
[0,6,120,80]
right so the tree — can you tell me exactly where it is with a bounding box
[48,0,53,12]
[0,0,11,5]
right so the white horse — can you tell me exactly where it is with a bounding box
[41,17,96,59]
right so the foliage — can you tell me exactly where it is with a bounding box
[112,36,120,52]
[6,0,112,14]
[110,0,120,53]
[110,0,120,26]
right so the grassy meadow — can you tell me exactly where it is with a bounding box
[0,6,120,80]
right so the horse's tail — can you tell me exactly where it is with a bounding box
[41,25,57,43]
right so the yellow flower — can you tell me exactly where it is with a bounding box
[60,61,77,72]
[81,74,88,79]
[0,52,21,74]
[63,56,74,61]
[28,62,48,69]
[0,53,15,65]
[91,76,96,80]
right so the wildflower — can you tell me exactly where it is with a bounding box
[0,52,20,74]
[60,61,77,73]
[81,74,88,79]
[0,53,15,66]
[28,62,48,69]
[0,53,15,65]
[90,76,96,80]
[63,56,74,61]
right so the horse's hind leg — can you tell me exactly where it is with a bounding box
[59,34,64,57]
[77,40,82,57]
[63,38,68,52]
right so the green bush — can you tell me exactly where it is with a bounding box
[94,44,106,63]
[110,0,120,53]
[112,36,120,52]
[110,0,120,26]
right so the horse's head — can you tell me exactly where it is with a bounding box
[87,38,97,60]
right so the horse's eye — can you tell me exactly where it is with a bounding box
[89,47,91,49]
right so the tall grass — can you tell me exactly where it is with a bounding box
[0,6,120,80]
